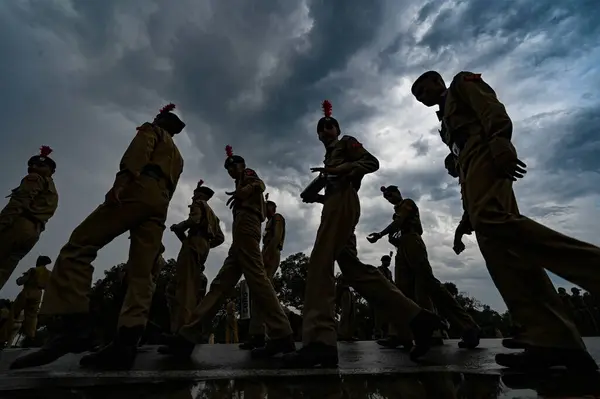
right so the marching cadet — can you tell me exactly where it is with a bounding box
[11,103,186,370]
[168,179,224,334]
[583,292,600,333]
[225,298,239,344]
[240,193,286,350]
[412,70,599,370]
[0,255,52,347]
[159,145,294,359]
[336,274,357,341]
[373,253,393,339]
[0,146,58,290]
[571,288,598,336]
[283,100,442,368]
[368,185,480,350]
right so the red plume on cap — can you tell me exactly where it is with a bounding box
[322,100,333,118]
[159,103,176,114]
[198,179,204,186]
[225,145,234,158]
[380,186,387,192]
[39,146,53,157]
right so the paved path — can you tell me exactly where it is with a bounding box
[0,338,598,391]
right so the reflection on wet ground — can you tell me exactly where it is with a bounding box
[3,371,600,399]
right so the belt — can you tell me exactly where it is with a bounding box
[449,131,469,156]
[141,165,174,193]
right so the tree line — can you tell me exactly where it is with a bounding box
[6,252,600,346]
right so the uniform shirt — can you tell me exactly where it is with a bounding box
[187,198,225,248]
[263,213,285,251]
[393,199,424,236]
[232,168,266,222]
[20,266,50,290]
[323,135,379,196]
[118,122,184,198]
[441,71,513,158]
[1,173,58,227]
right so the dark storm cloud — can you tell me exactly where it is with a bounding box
[378,0,600,75]
[545,105,600,174]
[0,0,598,314]
[410,138,430,157]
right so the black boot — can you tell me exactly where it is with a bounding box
[458,327,480,349]
[502,334,530,349]
[282,342,339,368]
[79,325,144,370]
[250,335,295,359]
[496,347,599,372]
[408,310,444,361]
[239,335,265,350]
[10,313,93,370]
[157,333,196,359]
[376,336,413,350]
[20,336,36,348]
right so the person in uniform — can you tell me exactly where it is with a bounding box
[159,145,294,360]
[412,70,599,371]
[225,298,239,344]
[168,179,224,335]
[571,288,598,336]
[372,253,393,339]
[0,146,58,290]
[336,274,357,341]
[0,255,52,347]
[283,100,442,368]
[368,185,480,350]
[11,103,186,370]
[583,292,600,333]
[240,194,286,350]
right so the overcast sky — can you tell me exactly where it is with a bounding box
[1,0,599,312]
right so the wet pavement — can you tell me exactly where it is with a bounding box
[0,338,599,398]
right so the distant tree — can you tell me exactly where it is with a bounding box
[272,252,309,311]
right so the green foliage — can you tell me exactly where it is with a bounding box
[78,252,519,345]
[272,252,309,311]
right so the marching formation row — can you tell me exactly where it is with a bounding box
[0,71,599,373]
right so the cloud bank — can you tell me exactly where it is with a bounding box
[1,0,599,312]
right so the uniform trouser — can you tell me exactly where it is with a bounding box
[302,186,421,347]
[225,317,239,343]
[0,289,42,341]
[338,290,356,338]
[373,307,387,337]
[180,211,292,342]
[171,236,209,333]
[460,142,600,350]
[389,234,476,337]
[0,217,41,290]
[248,248,281,336]
[40,175,170,330]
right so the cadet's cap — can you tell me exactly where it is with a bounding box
[194,179,215,199]
[265,193,276,207]
[380,185,400,195]
[155,103,186,134]
[224,145,245,169]
[411,71,443,94]
[316,100,340,133]
[28,146,56,171]
[36,255,52,266]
